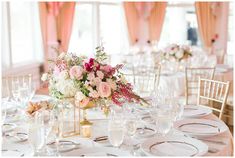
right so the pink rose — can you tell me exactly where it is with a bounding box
[96,71,104,79]
[107,79,117,90]
[98,82,111,98]
[80,98,90,107]
[92,77,101,86]
[100,65,112,73]
[69,66,84,80]
[87,72,95,81]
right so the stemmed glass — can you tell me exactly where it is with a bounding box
[28,111,45,156]
[42,110,55,155]
[108,110,125,148]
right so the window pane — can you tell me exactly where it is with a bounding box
[99,4,129,55]
[160,4,201,47]
[10,2,35,64]
[69,4,93,56]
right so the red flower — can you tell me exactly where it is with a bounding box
[84,63,92,72]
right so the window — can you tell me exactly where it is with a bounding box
[1,2,43,69]
[68,2,129,57]
[159,2,201,48]
[227,2,234,55]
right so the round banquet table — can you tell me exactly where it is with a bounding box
[2,100,234,156]
[159,66,233,97]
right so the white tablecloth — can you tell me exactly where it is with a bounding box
[2,108,233,156]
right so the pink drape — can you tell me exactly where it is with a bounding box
[39,2,75,71]
[149,2,167,41]
[56,2,75,52]
[123,2,139,45]
[195,2,217,53]
[123,2,167,45]
[213,2,229,63]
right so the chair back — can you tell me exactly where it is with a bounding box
[133,65,161,97]
[197,77,230,119]
[185,67,215,105]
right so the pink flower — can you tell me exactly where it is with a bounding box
[80,98,90,107]
[69,66,84,80]
[53,66,61,75]
[100,65,112,73]
[93,77,102,86]
[98,82,111,98]
[107,79,117,90]
[96,71,104,79]
[89,90,99,98]
[87,72,95,81]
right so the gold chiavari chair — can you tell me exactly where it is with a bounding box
[197,77,230,119]
[185,67,215,105]
[133,65,161,98]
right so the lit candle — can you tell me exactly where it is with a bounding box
[82,125,91,138]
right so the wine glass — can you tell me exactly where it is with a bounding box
[11,77,20,103]
[108,118,125,147]
[42,110,55,155]
[28,111,45,156]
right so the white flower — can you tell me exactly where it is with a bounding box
[75,91,86,102]
[96,71,104,79]
[41,73,48,81]
[56,79,77,97]
[58,52,66,59]
[120,75,127,84]
[169,50,175,55]
[89,90,99,98]
[59,70,69,80]
[175,50,184,59]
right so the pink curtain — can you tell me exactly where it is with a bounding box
[123,2,139,45]
[149,2,167,41]
[39,2,75,71]
[213,2,229,63]
[124,2,167,45]
[195,2,217,53]
[56,2,75,52]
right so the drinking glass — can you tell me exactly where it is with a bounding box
[155,104,174,136]
[1,101,7,126]
[11,77,20,102]
[28,112,45,156]
[108,118,125,147]
[42,110,55,155]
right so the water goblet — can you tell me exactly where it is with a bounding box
[108,118,125,148]
[28,112,45,156]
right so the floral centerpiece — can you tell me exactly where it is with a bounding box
[41,46,146,115]
[161,44,192,62]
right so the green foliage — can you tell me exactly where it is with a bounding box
[95,46,107,63]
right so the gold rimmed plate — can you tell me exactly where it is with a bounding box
[174,119,228,137]
[141,135,208,156]
[183,105,212,118]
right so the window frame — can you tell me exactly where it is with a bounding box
[1,1,43,70]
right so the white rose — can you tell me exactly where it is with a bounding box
[175,50,184,59]
[169,50,175,55]
[58,52,66,59]
[59,71,69,80]
[41,73,48,81]
[75,91,86,102]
